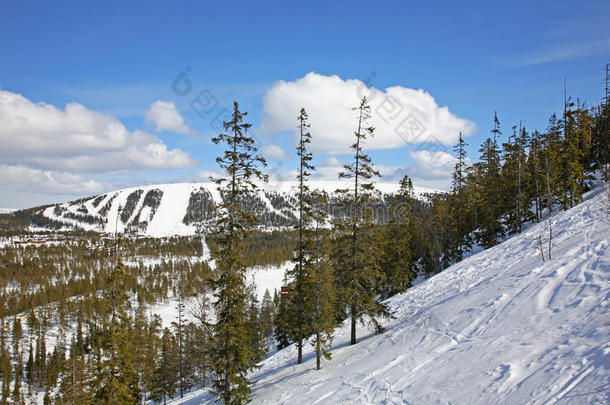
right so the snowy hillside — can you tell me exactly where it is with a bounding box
[21,181,441,237]
[170,186,610,404]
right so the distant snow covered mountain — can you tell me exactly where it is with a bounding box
[169,185,610,404]
[25,181,441,237]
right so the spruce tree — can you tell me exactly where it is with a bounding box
[150,328,179,405]
[0,320,11,404]
[259,290,274,344]
[334,96,391,345]
[273,284,292,350]
[286,108,315,364]
[449,132,472,260]
[304,191,335,370]
[475,113,505,248]
[210,101,267,404]
[501,124,529,234]
[527,130,544,223]
[541,114,563,215]
[381,175,416,297]
[57,337,91,405]
[590,100,610,179]
[88,259,141,404]
[191,292,213,389]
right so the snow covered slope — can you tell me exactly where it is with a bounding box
[170,186,610,404]
[23,181,441,236]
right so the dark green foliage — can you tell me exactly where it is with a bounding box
[150,328,179,404]
[334,97,391,345]
[121,190,144,224]
[183,187,216,226]
[210,101,267,404]
[286,108,315,364]
[380,175,416,298]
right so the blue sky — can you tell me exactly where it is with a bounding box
[1,0,609,207]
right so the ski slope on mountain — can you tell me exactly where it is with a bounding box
[30,181,441,236]
[169,186,610,404]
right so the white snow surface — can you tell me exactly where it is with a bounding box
[246,261,292,302]
[167,186,610,404]
[146,260,291,329]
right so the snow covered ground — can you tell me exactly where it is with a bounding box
[246,261,292,301]
[168,185,610,404]
[146,260,291,329]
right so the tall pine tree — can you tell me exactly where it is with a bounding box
[334,97,391,345]
[286,107,315,364]
[210,101,267,404]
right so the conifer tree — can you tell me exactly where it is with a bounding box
[259,290,275,344]
[26,342,33,384]
[381,175,416,297]
[245,286,267,363]
[286,108,315,364]
[334,96,391,345]
[590,100,610,178]
[273,284,292,350]
[150,328,179,405]
[476,113,505,247]
[12,361,22,404]
[304,191,335,370]
[12,316,22,359]
[89,259,141,404]
[501,124,528,234]
[449,132,472,260]
[210,101,267,404]
[541,114,563,215]
[191,293,213,389]
[57,336,91,405]
[171,291,192,398]
[0,320,11,405]
[561,101,593,208]
[527,130,544,223]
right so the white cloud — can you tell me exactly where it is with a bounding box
[261,72,476,155]
[0,164,107,195]
[408,150,457,183]
[312,150,456,189]
[262,144,291,160]
[195,170,222,181]
[0,90,198,172]
[312,157,346,180]
[145,100,192,134]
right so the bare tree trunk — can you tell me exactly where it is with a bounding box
[316,332,321,370]
[547,219,553,261]
[350,304,357,345]
[224,369,230,403]
[537,235,545,262]
[517,149,522,233]
[545,155,553,260]
[297,340,302,364]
